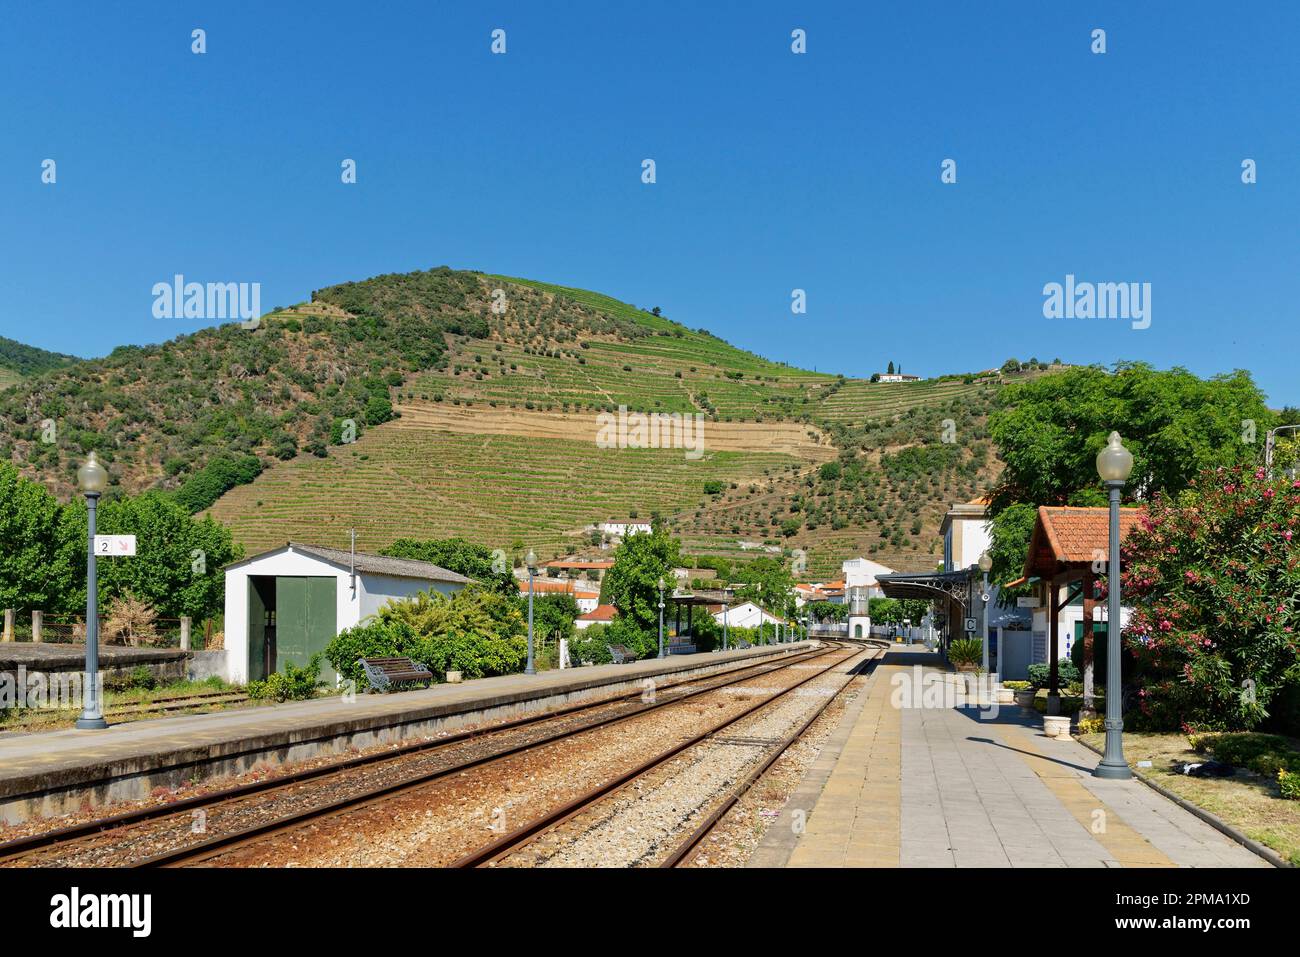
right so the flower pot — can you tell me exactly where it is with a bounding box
[445,670,463,684]
[955,662,980,673]
[1042,715,1072,739]
[995,688,1014,705]
[1014,690,1037,708]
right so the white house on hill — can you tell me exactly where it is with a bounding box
[599,519,652,539]
[224,543,471,685]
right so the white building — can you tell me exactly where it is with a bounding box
[598,519,653,538]
[517,578,600,614]
[713,601,785,629]
[940,499,992,574]
[841,556,893,596]
[223,542,471,684]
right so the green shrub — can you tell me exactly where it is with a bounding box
[569,627,613,665]
[1280,769,1300,800]
[325,619,417,689]
[1003,680,1031,691]
[414,629,526,680]
[1191,732,1299,778]
[247,654,325,701]
[125,665,157,691]
[1250,752,1293,778]
[1026,660,1081,689]
[605,616,654,659]
[1077,716,1104,735]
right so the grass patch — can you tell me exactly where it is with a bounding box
[1080,730,1300,865]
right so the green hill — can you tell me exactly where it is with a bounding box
[0,266,1047,572]
[0,336,80,388]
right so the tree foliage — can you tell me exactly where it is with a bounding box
[988,363,1273,587]
[0,462,81,611]
[0,463,236,621]
[990,363,1270,512]
[601,526,681,636]
[381,536,515,593]
[733,556,796,618]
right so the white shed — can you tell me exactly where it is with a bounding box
[713,601,785,629]
[223,542,471,684]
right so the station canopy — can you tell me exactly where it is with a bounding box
[875,569,974,610]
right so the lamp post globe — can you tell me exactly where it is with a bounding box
[1094,432,1133,780]
[75,453,109,730]
[524,549,538,675]
[1096,430,1134,483]
[77,451,108,495]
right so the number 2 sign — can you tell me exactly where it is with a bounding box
[94,535,137,557]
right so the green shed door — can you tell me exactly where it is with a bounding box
[248,578,268,682]
[275,576,338,682]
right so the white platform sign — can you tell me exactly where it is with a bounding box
[94,535,137,557]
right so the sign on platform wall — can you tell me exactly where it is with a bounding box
[1017,596,1041,608]
[964,617,977,632]
[94,534,137,557]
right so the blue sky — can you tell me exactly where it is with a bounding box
[3,1,1297,405]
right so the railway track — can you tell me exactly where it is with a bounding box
[454,640,883,868]
[105,690,251,718]
[0,643,835,868]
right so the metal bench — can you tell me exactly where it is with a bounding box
[736,639,752,650]
[359,656,434,692]
[607,644,638,664]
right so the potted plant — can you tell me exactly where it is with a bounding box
[1004,679,1036,708]
[948,638,983,673]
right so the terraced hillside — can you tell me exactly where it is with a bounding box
[208,409,817,555]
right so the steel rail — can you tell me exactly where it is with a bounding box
[660,646,884,867]
[453,642,870,868]
[0,644,825,865]
[137,645,838,867]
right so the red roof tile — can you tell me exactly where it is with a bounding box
[577,604,618,622]
[1023,505,1146,578]
[518,579,599,597]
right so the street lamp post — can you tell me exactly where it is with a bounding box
[978,551,993,677]
[1094,431,1133,780]
[657,576,667,659]
[723,599,729,651]
[76,452,108,730]
[525,549,538,675]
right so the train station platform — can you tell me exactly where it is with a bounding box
[751,651,1271,869]
[0,641,813,825]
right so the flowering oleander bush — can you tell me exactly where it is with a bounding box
[1122,465,1300,732]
